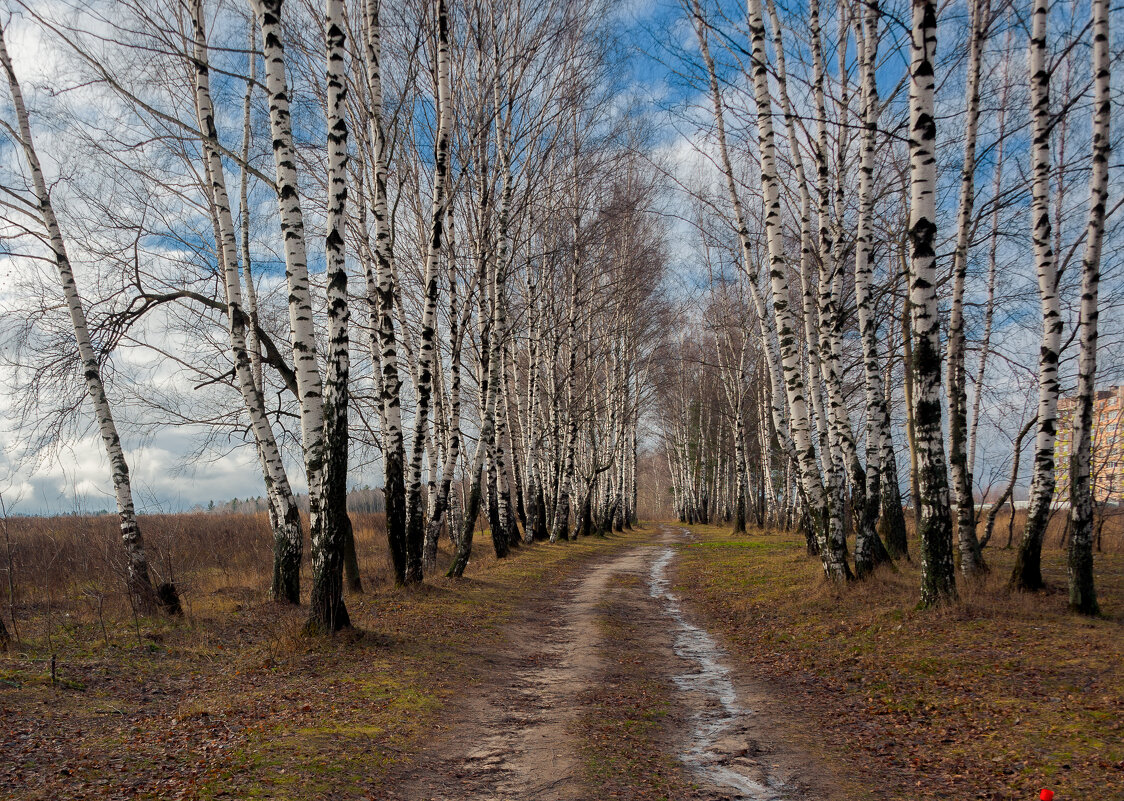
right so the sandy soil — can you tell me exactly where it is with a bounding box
[389,524,835,801]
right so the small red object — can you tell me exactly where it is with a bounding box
[1040,790,1054,801]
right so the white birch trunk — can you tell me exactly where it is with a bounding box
[253,0,327,556]
[744,0,848,580]
[851,0,894,576]
[523,282,548,540]
[0,21,157,611]
[945,0,988,576]
[805,0,853,564]
[907,0,957,606]
[1066,0,1109,615]
[691,0,802,513]
[423,214,471,572]
[363,0,408,584]
[307,0,353,631]
[239,22,264,399]
[1012,0,1062,592]
[422,297,463,571]
[488,51,519,548]
[550,159,582,544]
[404,0,452,582]
[187,0,302,604]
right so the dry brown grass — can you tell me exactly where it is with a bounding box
[0,511,407,647]
[3,510,1119,800]
[673,523,1124,801]
[0,511,638,800]
[973,504,1124,554]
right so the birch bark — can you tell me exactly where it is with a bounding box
[253,0,326,574]
[523,279,549,540]
[745,0,849,580]
[404,0,452,583]
[1066,0,1109,616]
[187,0,302,604]
[488,42,518,548]
[809,0,855,570]
[549,168,581,544]
[907,0,957,606]
[690,0,818,550]
[763,0,831,529]
[423,225,472,572]
[1012,0,1062,592]
[718,332,749,535]
[363,0,408,584]
[0,21,157,612]
[879,319,909,558]
[238,23,264,399]
[851,0,894,576]
[307,0,353,631]
[448,242,497,575]
[945,0,989,576]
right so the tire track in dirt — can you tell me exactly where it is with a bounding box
[650,527,811,800]
[391,525,826,801]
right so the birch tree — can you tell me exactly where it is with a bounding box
[251,0,353,629]
[945,0,989,577]
[307,0,353,631]
[186,0,304,604]
[403,0,452,583]
[763,0,830,553]
[688,0,845,579]
[850,0,894,577]
[253,0,325,592]
[747,0,850,580]
[362,0,409,584]
[808,0,858,568]
[0,19,159,613]
[1011,0,1062,593]
[1066,0,1110,616]
[906,0,956,606]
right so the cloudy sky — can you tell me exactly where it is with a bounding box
[0,0,684,515]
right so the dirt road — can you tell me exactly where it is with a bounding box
[392,524,829,801]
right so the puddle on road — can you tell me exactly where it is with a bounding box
[648,543,790,801]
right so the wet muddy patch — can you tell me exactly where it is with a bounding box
[648,543,794,801]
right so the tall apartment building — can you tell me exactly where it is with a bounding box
[1055,385,1124,505]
